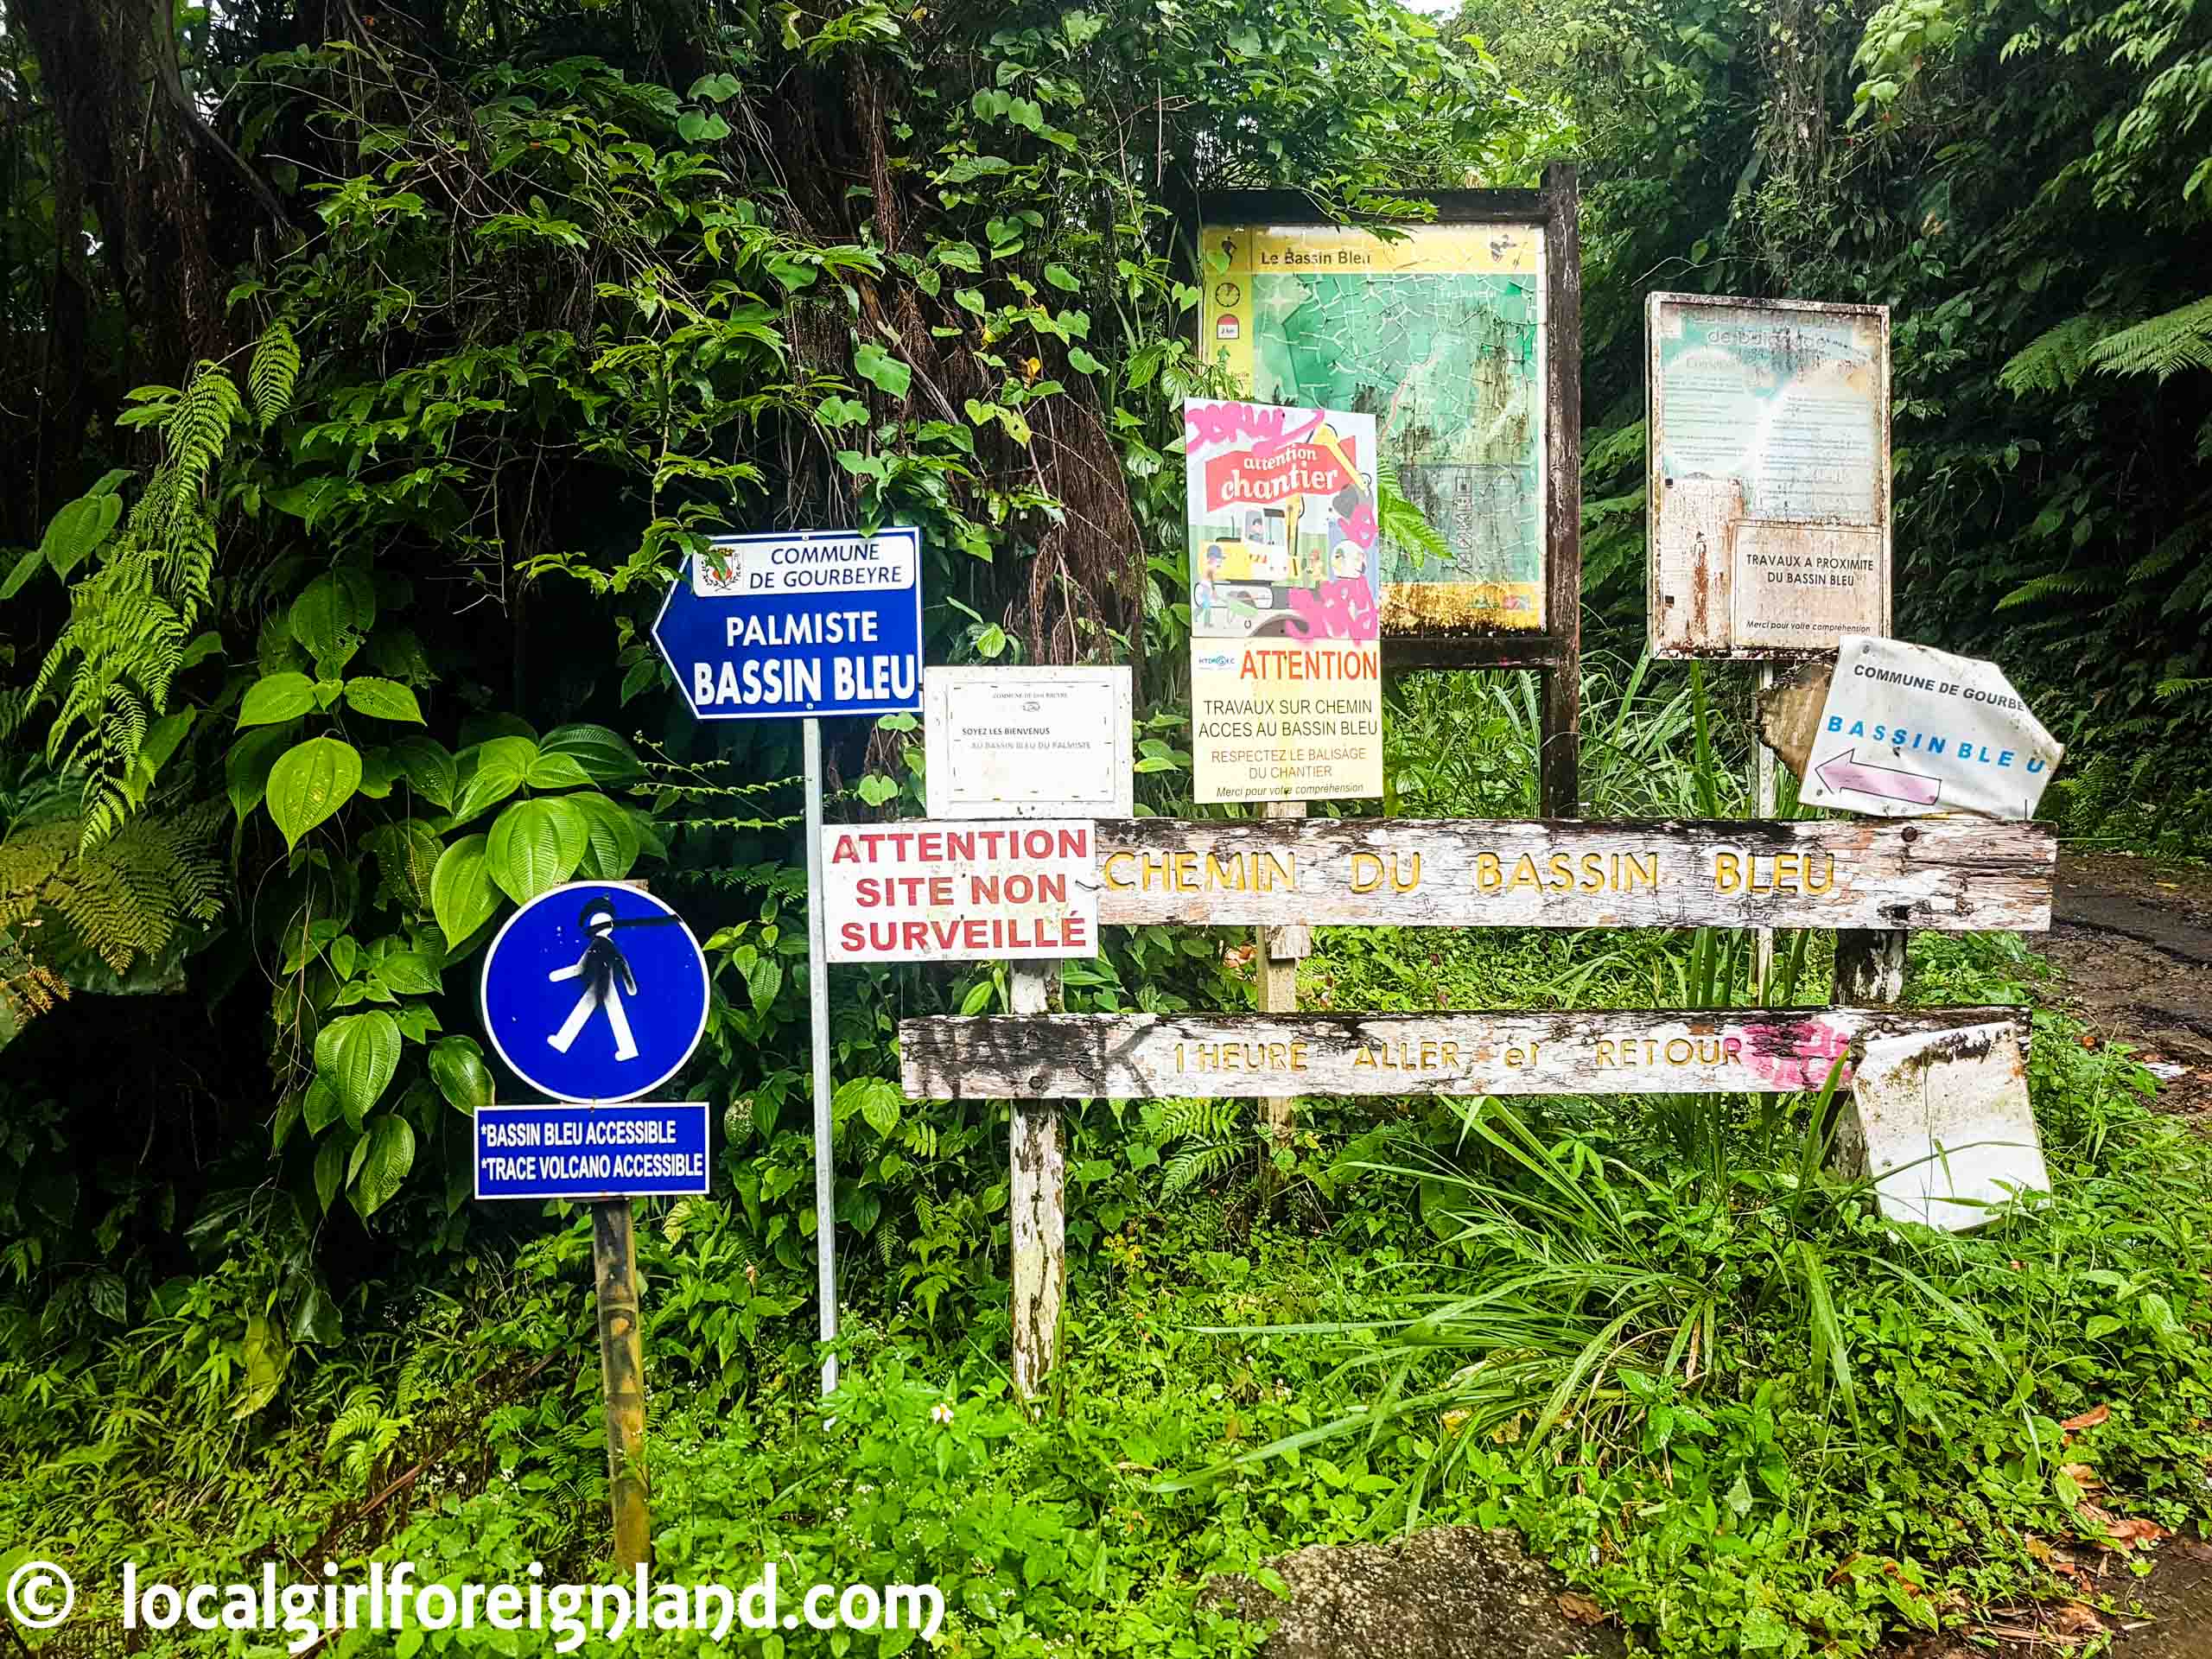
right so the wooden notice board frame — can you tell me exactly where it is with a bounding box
[1191,165,1584,815]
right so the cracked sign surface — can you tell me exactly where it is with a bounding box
[1798,635,2063,820]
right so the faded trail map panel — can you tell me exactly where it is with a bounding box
[1091,817,2054,931]
[1199,222,1547,636]
[900,1007,2028,1101]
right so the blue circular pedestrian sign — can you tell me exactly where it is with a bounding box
[479,883,710,1103]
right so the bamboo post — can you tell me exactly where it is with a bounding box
[1008,961,1065,1398]
[591,1198,651,1570]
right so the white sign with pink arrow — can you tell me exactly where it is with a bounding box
[1798,635,2063,821]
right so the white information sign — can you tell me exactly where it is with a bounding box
[822,820,1101,963]
[924,668,1132,819]
[1800,635,2063,821]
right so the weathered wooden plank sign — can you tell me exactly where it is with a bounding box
[1092,818,2054,932]
[900,1007,2027,1102]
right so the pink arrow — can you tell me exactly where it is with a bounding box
[1815,750,1942,807]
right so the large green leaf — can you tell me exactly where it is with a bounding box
[38,480,127,580]
[451,735,537,823]
[365,819,443,913]
[429,1035,494,1114]
[343,677,426,724]
[388,734,456,810]
[523,752,595,790]
[430,833,499,949]
[302,1078,344,1135]
[226,724,296,819]
[314,1010,400,1128]
[539,723,645,783]
[485,796,588,903]
[238,671,318,727]
[266,736,363,849]
[569,791,643,880]
[854,340,912,397]
[372,950,442,995]
[314,1132,354,1215]
[289,569,376,668]
[348,1115,416,1221]
[233,1313,288,1419]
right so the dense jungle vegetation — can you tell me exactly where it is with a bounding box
[4,0,2212,1653]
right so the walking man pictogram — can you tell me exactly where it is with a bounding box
[547,897,640,1062]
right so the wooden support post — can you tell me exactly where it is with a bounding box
[1255,800,1313,1150]
[1008,962,1065,1399]
[1752,664,1778,1002]
[1539,160,1584,822]
[1830,923,1908,1177]
[592,1199,651,1570]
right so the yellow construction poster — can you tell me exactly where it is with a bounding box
[1185,398,1382,804]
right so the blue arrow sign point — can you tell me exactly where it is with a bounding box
[652,531,924,721]
[480,883,709,1104]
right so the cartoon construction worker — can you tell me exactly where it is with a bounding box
[547,897,640,1062]
[1195,543,1227,629]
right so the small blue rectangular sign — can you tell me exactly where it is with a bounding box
[650,530,924,721]
[474,1103,711,1201]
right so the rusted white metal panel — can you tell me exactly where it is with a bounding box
[1847,1020,2048,1231]
[1649,293,1891,659]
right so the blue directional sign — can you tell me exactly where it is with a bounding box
[652,529,924,721]
[474,1102,710,1201]
[480,883,709,1104]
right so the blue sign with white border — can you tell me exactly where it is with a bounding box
[480,882,709,1104]
[474,1102,710,1201]
[652,530,924,721]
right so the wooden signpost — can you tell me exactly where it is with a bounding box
[898,812,2059,1389]
[898,1008,2025,1110]
[904,1006,2028,1103]
[1090,817,2055,932]
[918,666,1130,1396]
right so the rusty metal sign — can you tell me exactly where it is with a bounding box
[1647,294,1891,659]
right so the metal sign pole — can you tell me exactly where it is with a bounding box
[803,715,839,1395]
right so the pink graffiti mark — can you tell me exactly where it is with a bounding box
[1739,1020,1855,1091]
[1341,499,1378,550]
[1185,401,1325,458]
[1284,577,1379,643]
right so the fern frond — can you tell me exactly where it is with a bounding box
[1160,1141,1243,1205]
[1376,454,1454,574]
[0,798,227,974]
[1998,314,2109,395]
[251,321,302,426]
[2087,295,2212,380]
[26,363,241,843]
[1994,569,2107,610]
